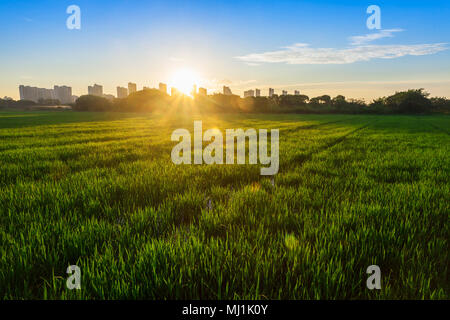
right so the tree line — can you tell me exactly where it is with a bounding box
[4,88,449,114]
[0,98,62,109]
[72,88,449,114]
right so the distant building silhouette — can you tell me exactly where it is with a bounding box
[128,82,137,95]
[223,86,232,95]
[191,84,197,96]
[19,85,56,102]
[294,90,300,95]
[117,86,128,99]
[171,87,179,96]
[244,90,255,98]
[282,90,288,96]
[88,84,103,96]
[198,87,207,96]
[54,85,72,104]
[159,83,167,94]
[255,89,261,97]
[269,88,275,97]
[71,95,79,103]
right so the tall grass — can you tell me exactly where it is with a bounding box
[0,112,448,299]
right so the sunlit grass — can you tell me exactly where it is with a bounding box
[0,112,448,299]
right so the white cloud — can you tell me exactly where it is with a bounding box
[349,29,404,45]
[236,27,447,65]
[235,42,448,65]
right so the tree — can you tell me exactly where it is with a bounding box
[332,95,346,107]
[73,95,111,111]
[279,94,309,108]
[0,99,36,108]
[310,95,331,105]
[430,97,450,113]
[125,89,170,112]
[384,89,431,113]
[38,98,61,106]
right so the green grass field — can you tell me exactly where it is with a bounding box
[0,111,448,299]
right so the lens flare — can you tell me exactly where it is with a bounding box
[168,69,200,96]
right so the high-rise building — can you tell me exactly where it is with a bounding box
[19,85,56,102]
[171,87,179,96]
[117,86,128,99]
[269,88,275,97]
[159,83,167,94]
[282,90,288,96]
[255,89,261,97]
[128,82,137,95]
[54,85,72,104]
[88,84,103,96]
[19,85,32,101]
[38,88,55,101]
[294,90,300,95]
[71,95,79,103]
[198,87,207,96]
[223,86,232,95]
[244,90,255,98]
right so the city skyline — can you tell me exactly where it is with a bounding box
[19,84,74,104]
[1,0,450,100]
[17,81,286,102]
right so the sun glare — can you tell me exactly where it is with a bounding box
[169,69,200,96]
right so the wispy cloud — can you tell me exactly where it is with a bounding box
[235,42,447,65]
[236,27,447,65]
[349,29,404,45]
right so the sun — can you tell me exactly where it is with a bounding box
[168,68,200,96]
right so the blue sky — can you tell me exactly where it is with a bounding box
[1,0,449,100]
